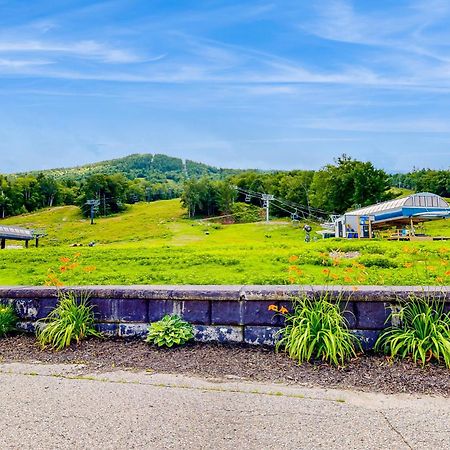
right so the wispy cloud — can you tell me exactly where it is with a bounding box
[0,39,144,63]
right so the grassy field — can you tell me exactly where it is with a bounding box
[0,199,449,286]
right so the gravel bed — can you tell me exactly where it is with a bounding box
[0,335,448,397]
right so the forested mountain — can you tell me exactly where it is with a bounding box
[15,153,241,183]
[0,153,245,219]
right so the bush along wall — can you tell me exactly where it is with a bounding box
[0,285,448,351]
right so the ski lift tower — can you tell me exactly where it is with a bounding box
[261,194,274,222]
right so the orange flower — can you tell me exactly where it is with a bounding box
[404,262,413,268]
[60,266,67,272]
[322,268,330,275]
[436,277,444,284]
[445,270,450,277]
[295,268,303,276]
[288,276,296,284]
[83,265,96,273]
[268,304,278,312]
[279,306,288,314]
[68,263,79,270]
[331,274,339,280]
[288,255,299,263]
[440,260,448,266]
[344,268,353,273]
[332,258,341,266]
[344,276,352,283]
[288,265,298,272]
[60,257,71,263]
[426,266,435,272]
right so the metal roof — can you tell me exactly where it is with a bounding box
[345,192,449,217]
[0,225,34,241]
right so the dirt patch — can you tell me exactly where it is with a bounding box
[0,335,448,397]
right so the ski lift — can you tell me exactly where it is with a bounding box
[245,194,251,202]
[263,200,268,207]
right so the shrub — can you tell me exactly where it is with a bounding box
[36,291,101,351]
[275,293,360,366]
[375,296,450,367]
[358,255,398,268]
[231,202,263,223]
[0,305,18,337]
[145,314,194,347]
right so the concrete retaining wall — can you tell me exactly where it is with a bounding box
[0,286,448,350]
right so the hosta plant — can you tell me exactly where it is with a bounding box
[36,291,101,351]
[0,305,18,337]
[375,296,450,368]
[145,314,194,348]
[275,292,360,366]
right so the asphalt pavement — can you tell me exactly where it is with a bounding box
[0,362,448,450]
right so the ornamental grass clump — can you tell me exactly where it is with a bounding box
[36,291,101,351]
[275,293,360,367]
[145,314,194,348]
[0,305,18,337]
[375,296,450,368]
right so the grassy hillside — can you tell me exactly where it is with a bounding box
[0,199,449,286]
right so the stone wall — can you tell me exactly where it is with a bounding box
[0,285,448,350]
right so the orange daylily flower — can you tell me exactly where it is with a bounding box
[404,262,413,268]
[60,257,71,263]
[279,306,288,314]
[288,255,299,263]
[268,304,278,312]
[344,276,352,283]
[83,265,96,273]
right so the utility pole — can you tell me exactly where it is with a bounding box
[86,199,100,225]
[262,194,274,222]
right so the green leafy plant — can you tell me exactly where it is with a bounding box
[145,314,194,347]
[275,293,360,366]
[36,291,101,351]
[375,296,450,367]
[0,305,18,337]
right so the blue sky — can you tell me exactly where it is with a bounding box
[1,0,450,173]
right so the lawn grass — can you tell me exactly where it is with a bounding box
[0,199,449,286]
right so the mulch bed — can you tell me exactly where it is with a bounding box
[0,335,448,397]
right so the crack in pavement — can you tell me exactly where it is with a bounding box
[379,410,413,450]
[0,368,347,403]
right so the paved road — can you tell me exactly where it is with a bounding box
[0,362,448,450]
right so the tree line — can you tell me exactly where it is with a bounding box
[0,173,180,219]
[1,154,448,220]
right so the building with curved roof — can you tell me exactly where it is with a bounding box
[334,192,450,238]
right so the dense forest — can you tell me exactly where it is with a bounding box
[0,152,449,220]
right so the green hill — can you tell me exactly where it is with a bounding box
[15,153,243,183]
[0,199,449,286]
